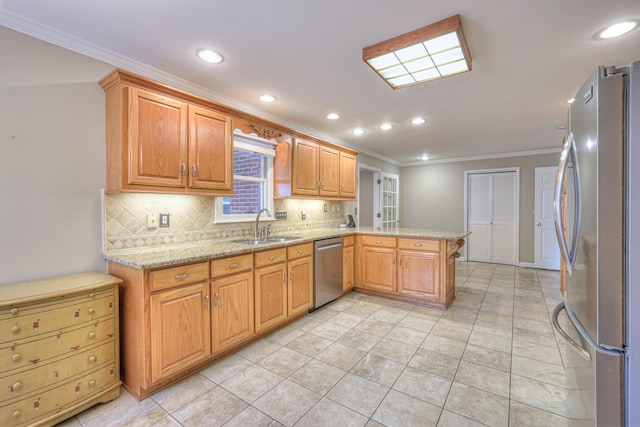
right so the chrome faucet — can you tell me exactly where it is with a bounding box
[254,208,271,239]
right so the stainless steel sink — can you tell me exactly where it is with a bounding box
[231,236,301,245]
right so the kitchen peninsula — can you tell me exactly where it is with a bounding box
[105,226,467,400]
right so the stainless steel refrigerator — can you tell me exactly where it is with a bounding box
[552,61,639,426]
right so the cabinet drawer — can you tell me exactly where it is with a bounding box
[2,318,115,372]
[211,254,253,278]
[287,243,313,260]
[397,238,440,252]
[149,262,209,291]
[1,363,117,427]
[1,340,115,401]
[360,235,396,248]
[343,235,355,247]
[0,287,114,319]
[0,294,115,343]
[255,248,286,267]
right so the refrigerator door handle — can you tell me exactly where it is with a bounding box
[553,133,582,272]
[552,301,591,361]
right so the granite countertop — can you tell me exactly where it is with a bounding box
[104,227,469,269]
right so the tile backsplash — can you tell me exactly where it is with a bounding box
[103,192,350,251]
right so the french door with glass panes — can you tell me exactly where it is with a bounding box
[375,172,399,228]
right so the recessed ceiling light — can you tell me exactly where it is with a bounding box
[420,154,429,161]
[327,113,340,120]
[363,15,472,89]
[352,128,366,135]
[379,123,392,130]
[197,49,223,64]
[567,98,575,104]
[259,94,276,103]
[556,125,568,130]
[411,117,425,125]
[598,20,638,39]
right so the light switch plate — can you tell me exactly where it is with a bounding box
[147,212,159,228]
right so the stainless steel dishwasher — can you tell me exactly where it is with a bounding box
[312,237,343,311]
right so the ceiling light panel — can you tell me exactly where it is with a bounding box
[363,15,472,89]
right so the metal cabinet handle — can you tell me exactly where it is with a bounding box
[283,273,287,283]
[228,263,240,268]
[215,293,220,306]
[317,181,321,189]
[88,355,97,363]
[297,249,305,254]
[12,354,21,362]
[182,164,186,176]
[414,243,423,247]
[11,382,22,392]
[11,325,20,333]
[88,308,95,315]
[175,273,191,280]
[192,165,197,177]
[10,308,18,315]
[375,240,382,244]
[392,256,396,264]
[341,183,344,190]
[88,332,96,339]
[268,256,278,260]
[12,410,21,418]
[205,295,210,309]
[399,258,403,265]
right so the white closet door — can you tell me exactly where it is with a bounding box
[491,172,517,264]
[467,174,492,262]
[467,171,517,264]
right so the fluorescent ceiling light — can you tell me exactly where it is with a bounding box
[197,49,223,64]
[599,20,638,39]
[352,128,366,135]
[411,117,425,125]
[326,113,340,120]
[363,15,472,89]
[259,94,276,103]
[379,123,392,130]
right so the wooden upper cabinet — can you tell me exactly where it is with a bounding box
[100,69,233,195]
[129,88,188,188]
[339,152,357,198]
[319,146,340,197]
[189,105,232,191]
[292,138,320,196]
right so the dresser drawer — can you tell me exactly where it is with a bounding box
[397,238,440,252]
[0,294,115,343]
[2,318,115,372]
[149,262,209,291]
[1,363,117,427]
[343,235,355,247]
[1,340,115,401]
[287,243,312,260]
[255,248,286,268]
[211,254,253,278]
[360,235,396,248]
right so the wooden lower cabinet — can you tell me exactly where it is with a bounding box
[287,254,313,317]
[150,282,211,383]
[211,271,254,353]
[397,249,440,299]
[358,236,397,292]
[0,273,121,427]
[343,245,354,292]
[254,263,288,332]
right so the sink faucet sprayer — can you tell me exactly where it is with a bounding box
[254,209,271,239]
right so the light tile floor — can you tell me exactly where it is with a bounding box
[57,262,585,427]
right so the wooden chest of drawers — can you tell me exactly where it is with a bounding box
[0,272,122,427]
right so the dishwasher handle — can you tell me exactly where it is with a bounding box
[316,242,342,251]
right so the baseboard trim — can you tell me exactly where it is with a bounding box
[518,262,535,268]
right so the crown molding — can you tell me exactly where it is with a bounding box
[401,148,561,167]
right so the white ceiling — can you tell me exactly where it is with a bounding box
[1,0,639,165]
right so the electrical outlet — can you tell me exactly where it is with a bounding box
[147,212,159,228]
[324,204,328,212]
[275,211,287,220]
[301,208,307,220]
[159,213,170,227]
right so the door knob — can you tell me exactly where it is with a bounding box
[536,222,542,226]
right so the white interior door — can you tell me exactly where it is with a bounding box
[375,172,399,228]
[534,166,560,270]
[466,170,518,265]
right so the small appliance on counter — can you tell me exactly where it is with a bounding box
[346,214,356,228]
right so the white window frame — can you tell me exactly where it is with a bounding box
[214,132,276,223]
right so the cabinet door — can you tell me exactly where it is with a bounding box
[211,271,254,353]
[343,245,354,292]
[292,138,319,196]
[128,87,187,188]
[288,256,313,317]
[150,282,210,383]
[359,246,396,292]
[398,250,440,300]
[319,146,340,197]
[188,105,233,192]
[339,152,357,199]
[254,263,287,332]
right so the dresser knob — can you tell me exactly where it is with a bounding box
[12,410,21,418]
[11,325,20,333]
[11,381,22,392]
[89,380,96,387]
[88,332,96,339]
[88,355,97,363]
[12,353,21,362]
[10,308,19,315]
[88,308,95,315]
[89,292,96,298]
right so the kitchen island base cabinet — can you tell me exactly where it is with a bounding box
[355,235,464,309]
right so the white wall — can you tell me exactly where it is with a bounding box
[0,27,113,284]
